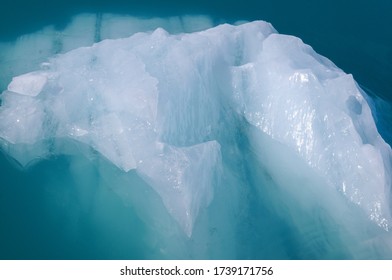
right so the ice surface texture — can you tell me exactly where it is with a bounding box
[0,20,391,242]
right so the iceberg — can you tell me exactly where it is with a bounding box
[1,17,392,258]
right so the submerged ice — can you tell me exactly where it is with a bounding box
[1,18,392,258]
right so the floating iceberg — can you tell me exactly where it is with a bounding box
[1,18,391,258]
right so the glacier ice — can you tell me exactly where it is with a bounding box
[1,18,392,258]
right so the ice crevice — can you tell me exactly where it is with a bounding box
[0,18,391,238]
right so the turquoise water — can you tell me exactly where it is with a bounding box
[0,0,392,259]
[1,0,391,100]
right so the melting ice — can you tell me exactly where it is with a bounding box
[1,15,392,259]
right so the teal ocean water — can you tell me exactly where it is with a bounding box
[0,0,392,259]
[1,0,391,100]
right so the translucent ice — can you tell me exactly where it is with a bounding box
[0,20,391,247]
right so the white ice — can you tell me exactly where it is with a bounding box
[0,18,391,239]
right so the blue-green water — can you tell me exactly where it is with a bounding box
[0,0,392,259]
[1,0,391,100]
